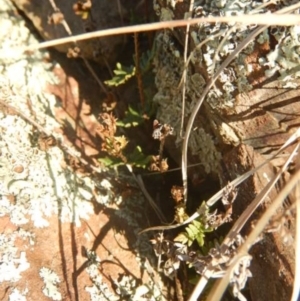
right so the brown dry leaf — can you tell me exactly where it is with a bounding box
[73,0,92,19]
[171,185,184,203]
[114,135,128,151]
[48,11,64,25]
[38,133,57,151]
[67,46,81,58]
[160,158,169,172]
[149,155,161,172]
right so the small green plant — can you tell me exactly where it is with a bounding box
[139,47,156,73]
[96,110,153,170]
[116,106,145,128]
[104,63,135,87]
[174,202,213,247]
[98,145,152,169]
[174,218,213,247]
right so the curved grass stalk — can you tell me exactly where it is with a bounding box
[180,0,194,138]
[181,24,268,205]
[181,2,300,205]
[140,87,300,234]
[139,127,300,233]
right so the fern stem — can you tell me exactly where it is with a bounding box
[134,32,145,108]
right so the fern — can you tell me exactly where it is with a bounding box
[116,106,145,128]
[98,146,151,169]
[104,63,135,86]
[174,215,213,247]
[140,49,155,73]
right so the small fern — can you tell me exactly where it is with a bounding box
[139,46,156,74]
[98,145,151,169]
[174,219,213,247]
[116,106,145,128]
[104,63,135,86]
[174,202,213,247]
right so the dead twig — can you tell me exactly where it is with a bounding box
[134,32,145,108]
[4,10,300,56]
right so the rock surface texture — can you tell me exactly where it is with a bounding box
[152,0,298,300]
[0,1,162,300]
[153,0,300,175]
[11,0,126,65]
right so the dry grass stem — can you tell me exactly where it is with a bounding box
[1,9,299,57]
[291,164,300,301]
[188,144,299,301]
[180,0,194,138]
[206,150,300,301]
[141,125,300,233]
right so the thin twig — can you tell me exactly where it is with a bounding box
[134,32,145,108]
[47,0,108,94]
[126,165,167,223]
[83,58,108,94]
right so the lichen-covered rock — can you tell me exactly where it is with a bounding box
[152,1,298,300]
[152,0,300,177]
[0,1,160,300]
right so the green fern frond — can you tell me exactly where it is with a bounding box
[174,216,213,247]
[104,63,136,86]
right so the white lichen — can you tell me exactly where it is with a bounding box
[189,128,221,174]
[265,24,300,85]
[0,1,156,301]
[85,263,119,301]
[9,288,28,301]
[0,231,31,283]
[39,267,62,301]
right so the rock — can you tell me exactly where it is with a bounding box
[0,1,160,300]
[152,1,298,299]
[152,0,300,177]
[11,0,126,65]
